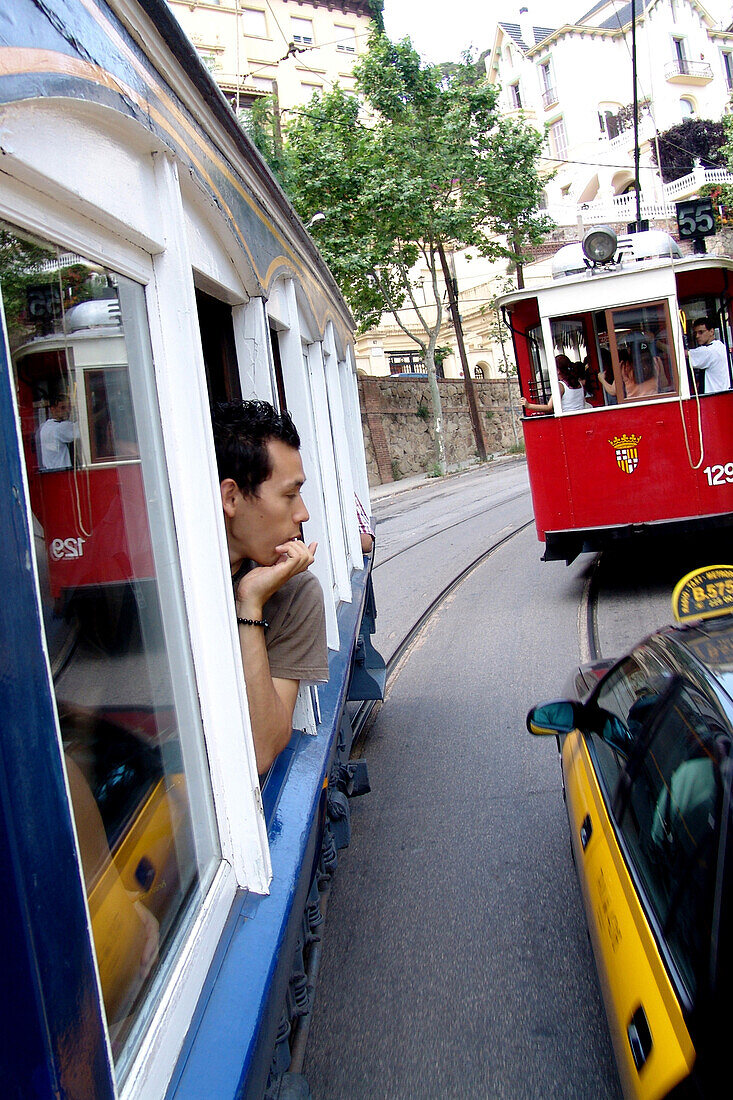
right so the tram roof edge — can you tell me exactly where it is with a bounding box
[110,0,355,329]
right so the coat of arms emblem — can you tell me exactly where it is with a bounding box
[609,433,641,474]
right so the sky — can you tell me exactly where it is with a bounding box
[381,0,589,64]
[381,0,731,65]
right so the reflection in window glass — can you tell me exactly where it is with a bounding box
[608,302,677,401]
[0,222,220,1074]
[619,685,726,999]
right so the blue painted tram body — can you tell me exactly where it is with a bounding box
[0,2,382,1096]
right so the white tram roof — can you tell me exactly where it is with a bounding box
[551,230,681,280]
[497,238,733,315]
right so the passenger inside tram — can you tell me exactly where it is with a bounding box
[521,355,586,415]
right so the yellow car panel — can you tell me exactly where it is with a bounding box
[563,729,695,1100]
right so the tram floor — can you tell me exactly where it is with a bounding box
[304,525,622,1100]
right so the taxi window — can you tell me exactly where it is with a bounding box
[617,684,728,1000]
[589,650,672,795]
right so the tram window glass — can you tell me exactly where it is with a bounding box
[527,324,550,403]
[607,301,678,401]
[0,222,220,1075]
[86,368,139,461]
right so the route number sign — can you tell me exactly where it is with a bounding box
[676,197,715,241]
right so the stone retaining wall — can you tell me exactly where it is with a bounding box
[358,376,522,485]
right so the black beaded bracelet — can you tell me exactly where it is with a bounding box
[237,616,268,628]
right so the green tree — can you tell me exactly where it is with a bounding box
[280,33,549,473]
[651,117,728,183]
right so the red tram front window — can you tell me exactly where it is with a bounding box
[86,367,139,462]
[603,301,678,402]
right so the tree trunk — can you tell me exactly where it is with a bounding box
[423,347,446,475]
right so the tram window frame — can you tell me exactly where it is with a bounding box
[527,324,551,404]
[604,299,679,403]
[0,209,272,1091]
[84,365,140,463]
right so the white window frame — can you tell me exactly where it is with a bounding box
[268,279,339,648]
[549,117,568,161]
[0,143,273,1098]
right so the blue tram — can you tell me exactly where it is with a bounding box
[0,2,381,1096]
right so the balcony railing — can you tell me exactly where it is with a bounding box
[545,165,733,227]
[542,86,559,109]
[664,58,713,82]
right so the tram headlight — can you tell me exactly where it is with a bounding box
[582,226,617,265]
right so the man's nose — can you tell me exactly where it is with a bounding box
[295,495,309,523]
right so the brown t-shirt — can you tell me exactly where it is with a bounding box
[262,570,328,682]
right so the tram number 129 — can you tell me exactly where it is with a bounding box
[703,463,733,486]
[50,537,86,560]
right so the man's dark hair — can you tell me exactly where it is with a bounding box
[693,317,716,332]
[212,400,300,496]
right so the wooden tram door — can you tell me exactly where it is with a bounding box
[195,288,240,406]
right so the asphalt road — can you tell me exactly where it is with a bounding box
[304,465,622,1099]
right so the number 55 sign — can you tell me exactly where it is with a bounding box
[676,197,716,240]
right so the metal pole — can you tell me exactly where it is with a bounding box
[631,0,642,228]
[438,244,487,461]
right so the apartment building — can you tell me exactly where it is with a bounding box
[487,1,733,230]
[167,0,374,113]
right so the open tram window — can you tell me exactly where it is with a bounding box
[0,221,220,1077]
[195,288,240,406]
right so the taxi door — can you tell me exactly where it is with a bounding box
[562,701,697,1100]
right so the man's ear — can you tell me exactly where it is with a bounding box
[220,477,240,517]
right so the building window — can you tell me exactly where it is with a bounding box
[334,24,357,53]
[723,51,733,91]
[672,35,690,74]
[300,82,323,102]
[2,221,220,1074]
[549,118,568,161]
[474,365,485,379]
[680,96,695,118]
[291,16,314,45]
[241,7,267,38]
[510,82,522,108]
[388,350,424,374]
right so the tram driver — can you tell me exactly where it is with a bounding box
[213,401,328,777]
[38,391,80,469]
[688,317,731,394]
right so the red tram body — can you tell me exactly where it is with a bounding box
[14,298,154,600]
[499,231,733,562]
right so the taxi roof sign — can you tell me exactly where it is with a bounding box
[672,565,733,623]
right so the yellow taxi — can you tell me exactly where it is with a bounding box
[527,567,733,1099]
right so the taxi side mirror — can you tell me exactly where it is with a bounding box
[526,700,582,736]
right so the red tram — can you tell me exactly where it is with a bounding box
[14,294,154,602]
[499,228,733,562]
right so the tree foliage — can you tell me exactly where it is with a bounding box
[651,117,728,183]
[271,32,549,471]
[282,34,549,329]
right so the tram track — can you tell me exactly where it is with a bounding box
[351,517,535,749]
[373,485,531,570]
